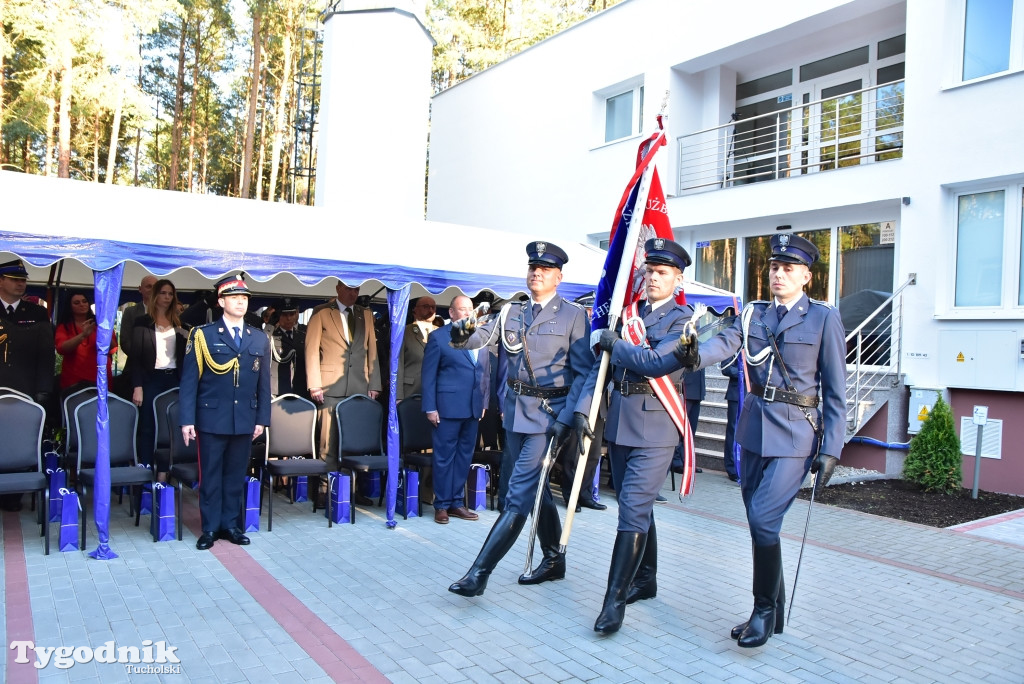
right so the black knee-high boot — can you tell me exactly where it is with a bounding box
[594,531,647,634]
[449,510,527,597]
[737,543,782,647]
[731,547,785,638]
[518,498,566,585]
[626,519,657,604]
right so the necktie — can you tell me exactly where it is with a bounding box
[777,305,788,323]
[5,304,13,316]
[641,302,652,318]
[232,326,241,348]
[531,303,542,323]
[346,307,356,342]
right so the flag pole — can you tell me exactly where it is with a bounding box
[557,126,667,553]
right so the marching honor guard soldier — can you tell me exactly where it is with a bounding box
[179,275,271,550]
[448,241,594,597]
[267,297,307,397]
[581,238,699,634]
[674,233,845,647]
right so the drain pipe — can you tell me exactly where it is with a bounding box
[848,436,911,450]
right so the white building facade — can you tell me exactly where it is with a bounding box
[428,0,1024,494]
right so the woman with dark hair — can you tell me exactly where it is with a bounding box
[130,279,187,472]
[54,290,115,392]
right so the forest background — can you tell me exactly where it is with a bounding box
[0,0,622,204]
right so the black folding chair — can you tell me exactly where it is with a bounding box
[262,394,329,530]
[397,394,433,519]
[0,395,51,554]
[164,401,198,542]
[335,395,388,524]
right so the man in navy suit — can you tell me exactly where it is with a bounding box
[180,274,271,550]
[421,295,490,524]
[580,238,697,634]
[675,233,845,648]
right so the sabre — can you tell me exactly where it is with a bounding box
[523,437,559,576]
[787,469,818,625]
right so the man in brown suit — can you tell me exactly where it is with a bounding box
[396,296,438,401]
[305,280,382,471]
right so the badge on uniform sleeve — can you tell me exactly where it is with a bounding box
[252,358,260,372]
[185,336,193,355]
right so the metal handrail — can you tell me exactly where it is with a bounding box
[678,79,904,194]
[844,274,916,433]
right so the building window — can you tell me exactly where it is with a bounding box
[955,190,1005,306]
[962,0,1015,80]
[693,238,737,292]
[599,79,644,144]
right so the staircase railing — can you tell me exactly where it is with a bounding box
[845,274,916,433]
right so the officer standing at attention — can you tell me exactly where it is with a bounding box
[582,238,698,634]
[674,233,845,648]
[267,297,307,397]
[179,275,271,550]
[448,242,593,597]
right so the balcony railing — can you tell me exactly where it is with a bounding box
[677,79,904,194]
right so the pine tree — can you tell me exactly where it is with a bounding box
[903,396,962,494]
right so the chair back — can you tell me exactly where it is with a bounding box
[0,395,45,473]
[152,387,179,452]
[75,395,139,470]
[397,394,433,453]
[335,394,384,457]
[165,401,199,467]
[63,386,99,455]
[0,386,30,399]
[267,394,317,459]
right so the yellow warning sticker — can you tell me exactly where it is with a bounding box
[956,352,965,363]
[918,406,929,420]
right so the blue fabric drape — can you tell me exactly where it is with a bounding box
[384,286,411,528]
[88,263,124,560]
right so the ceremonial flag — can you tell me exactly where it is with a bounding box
[592,129,696,497]
[591,131,685,332]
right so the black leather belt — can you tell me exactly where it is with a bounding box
[154,368,178,374]
[749,383,818,408]
[613,380,683,397]
[506,379,570,399]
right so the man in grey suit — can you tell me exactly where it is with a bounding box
[305,279,381,473]
[421,295,489,524]
[448,242,593,597]
[581,238,697,634]
[675,233,845,648]
[396,296,438,400]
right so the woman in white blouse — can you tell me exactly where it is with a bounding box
[130,279,187,474]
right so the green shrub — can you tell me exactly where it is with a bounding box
[903,396,962,494]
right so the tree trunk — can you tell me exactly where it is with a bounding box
[268,5,294,202]
[105,83,123,184]
[92,111,100,181]
[240,9,262,199]
[169,14,188,190]
[187,21,202,191]
[255,89,267,200]
[45,73,56,176]
[57,40,73,178]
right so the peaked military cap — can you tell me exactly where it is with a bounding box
[526,241,569,269]
[215,273,251,297]
[275,297,298,313]
[0,258,29,279]
[770,234,819,266]
[644,237,691,271]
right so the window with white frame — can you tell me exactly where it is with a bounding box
[959,0,1024,81]
[597,78,644,144]
[953,184,1024,309]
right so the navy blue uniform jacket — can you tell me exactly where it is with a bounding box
[179,321,271,435]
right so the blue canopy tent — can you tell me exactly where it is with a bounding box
[0,171,607,550]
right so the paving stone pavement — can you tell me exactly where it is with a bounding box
[2,471,1022,683]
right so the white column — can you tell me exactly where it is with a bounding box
[315,1,434,223]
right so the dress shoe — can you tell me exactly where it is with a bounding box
[355,494,374,506]
[220,528,250,545]
[448,506,479,521]
[671,465,703,474]
[434,508,449,524]
[579,498,607,511]
[727,473,739,482]
[655,494,667,504]
[195,532,216,550]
